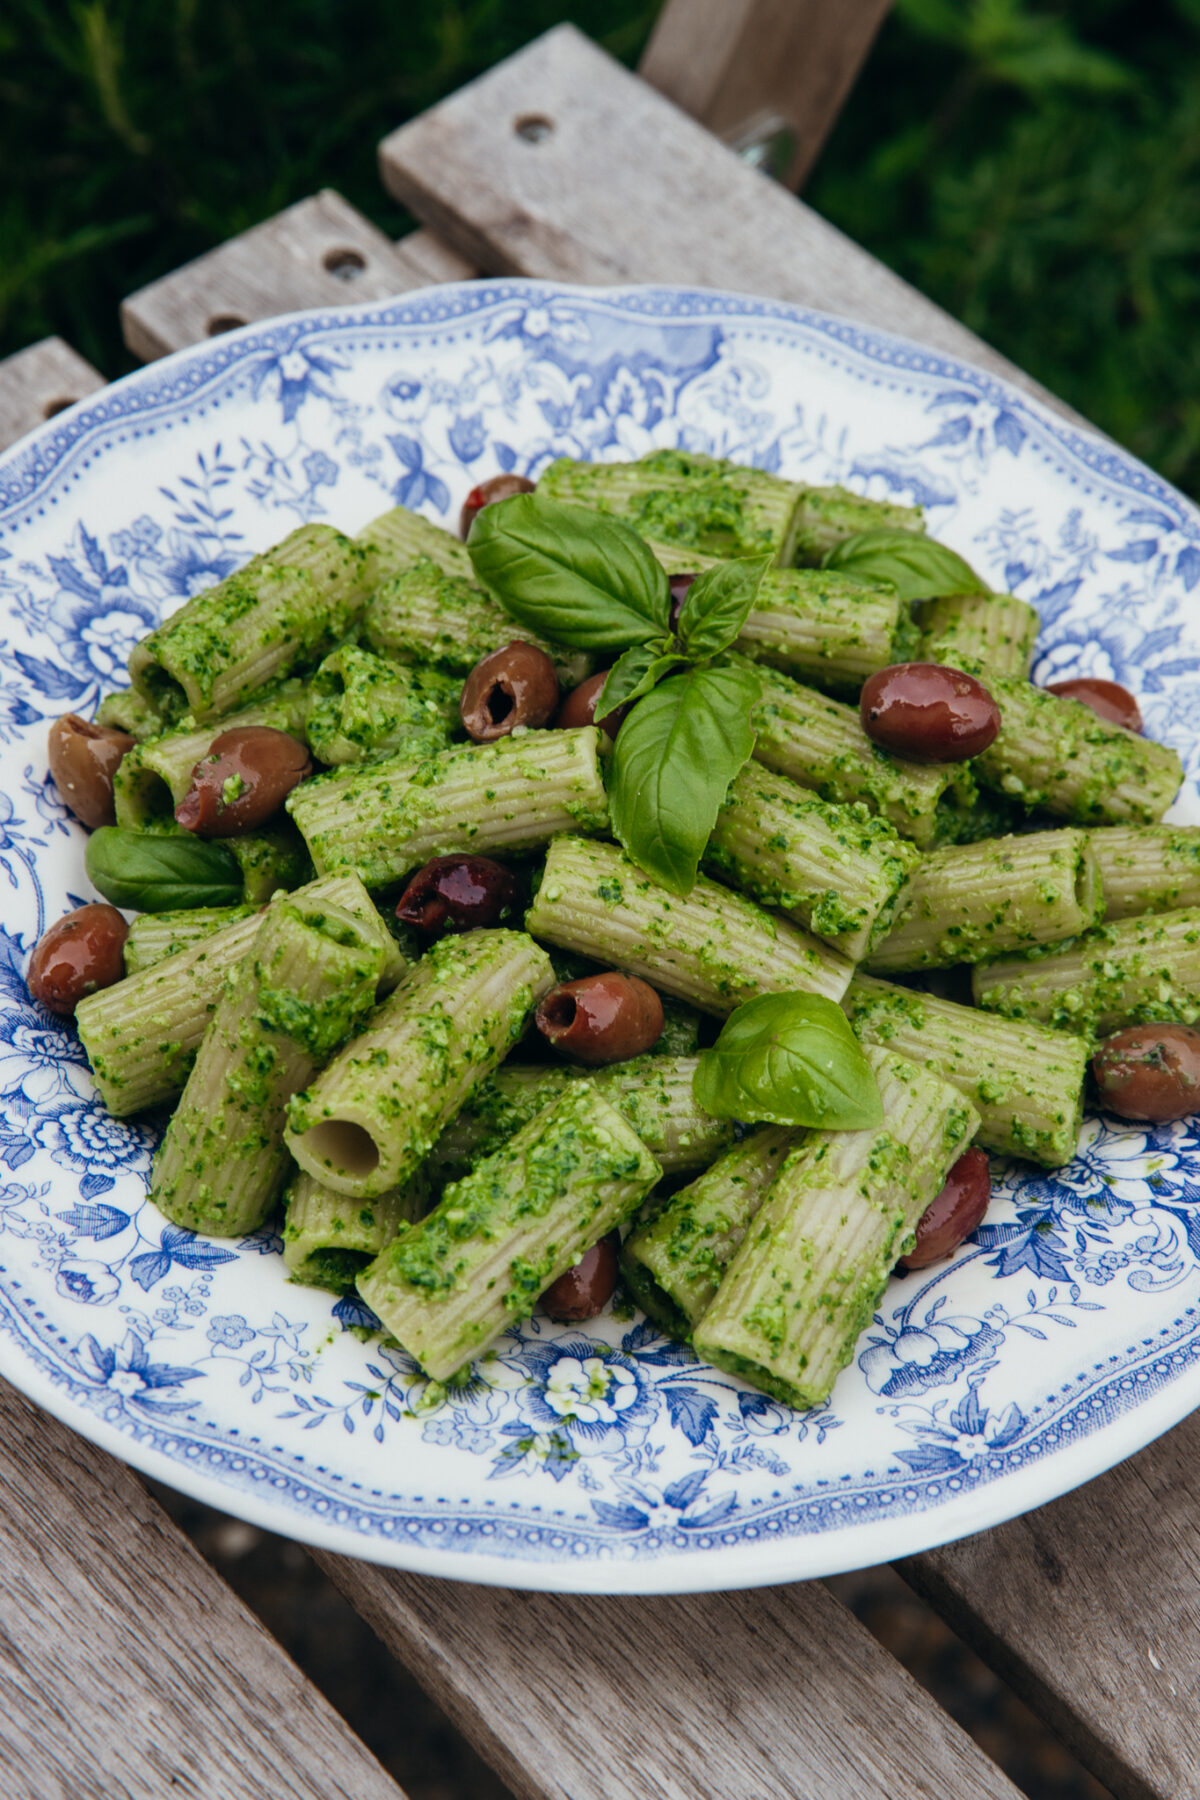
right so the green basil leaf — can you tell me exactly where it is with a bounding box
[85,827,243,912]
[675,554,771,659]
[467,494,671,650]
[822,529,990,603]
[693,993,883,1129]
[609,661,761,895]
[595,641,687,719]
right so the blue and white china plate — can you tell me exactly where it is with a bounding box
[2,280,1199,1593]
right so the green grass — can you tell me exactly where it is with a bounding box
[4,0,1199,498]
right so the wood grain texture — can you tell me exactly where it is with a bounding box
[120,189,437,361]
[639,0,894,188]
[900,1407,1200,1800]
[0,1379,406,1800]
[317,1554,1021,1800]
[0,336,105,451]
[377,24,1078,420]
[396,227,479,285]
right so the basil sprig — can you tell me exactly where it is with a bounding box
[823,529,990,604]
[86,827,243,912]
[693,993,883,1130]
[468,495,767,894]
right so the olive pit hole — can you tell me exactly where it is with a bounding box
[300,1120,380,1179]
[541,993,577,1032]
[486,683,515,726]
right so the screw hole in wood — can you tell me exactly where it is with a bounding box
[323,248,367,281]
[514,113,554,144]
[207,313,248,337]
[42,397,75,419]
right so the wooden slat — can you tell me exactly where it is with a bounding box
[0,336,106,451]
[396,226,479,285]
[639,0,894,188]
[317,1555,1021,1800]
[899,1407,1200,1800]
[120,189,444,361]
[0,1380,406,1800]
[376,24,1075,417]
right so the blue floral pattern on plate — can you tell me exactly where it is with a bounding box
[1,281,1199,1592]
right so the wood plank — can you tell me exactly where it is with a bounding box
[120,189,439,362]
[899,1407,1200,1800]
[0,1380,406,1800]
[396,227,479,285]
[376,23,1075,417]
[317,1554,1021,1800]
[639,0,894,188]
[0,337,105,452]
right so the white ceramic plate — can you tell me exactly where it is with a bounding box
[2,280,1199,1593]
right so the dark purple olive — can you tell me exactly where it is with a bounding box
[47,713,134,830]
[542,1232,621,1322]
[176,726,312,836]
[395,855,524,937]
[27,905,129,1017]
[861,662,1001,763]
[1046,677,1142,733]
[900,1147,991,1269]
[460,641,559,742]
[536,972,664,1065]
[668,571,699,633]
[460,473,537,540]
[1092,1024,1200,1122]
[555,670,630,739]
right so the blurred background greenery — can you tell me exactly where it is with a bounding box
[3,0,1199,500]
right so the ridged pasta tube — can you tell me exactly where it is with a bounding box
[1089,825,1200,921]
[128,526,367,722]
[283,1170,428,1293]
[150,896,385,1237]
[705,762,919,959]
[305,646,459,766]
[287,727,609,886]
[867,829,1102,971]
[734,568,904,691]
[357,1085,661,1381]
[96,687,162,741]
[123,905,259,975]
[526,836,853,1015]
[114,679,312,827]
[285,929,554,1199]
[76,874,402,1116]
[622,1126,801,1339]
[693,1050,979,1408]
[845,973,1087,1165]
[972,906,1200,1039]
[363,557,587,687]
[917,593,1040,678]
[748,662,977,849]
[355,505,474,587]
[788,486,926,566]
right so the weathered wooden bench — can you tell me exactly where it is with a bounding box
[2,21,1198,1799]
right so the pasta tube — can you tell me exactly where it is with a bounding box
[917,593,1040,678]
[283,1170,428,1293]
[363,557,587,687]
[357,1084,661,1381]
[114,679,311,827]
[734,568,905,691]
[305,645,459,766]
[1089,825,1200,921]
[123,905,259,975]
[356,505,474,587]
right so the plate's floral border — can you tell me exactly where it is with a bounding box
[1,281,1199,1573]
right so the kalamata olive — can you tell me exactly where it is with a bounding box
[555,670,630,739]
[1045,677,1142,733]
[1092,1024,1200,1122]
[395,855,524,937]
[27,905,129,1017]
[459,472,537,540]
[47,713,134,830]
[460,641,559,742]
[861,662,1001,763]
[541,1232,621,1322]
[668,571,699,633]
[900,1147,991,1269]
[176,726,312,836]
[536,972,664,1064]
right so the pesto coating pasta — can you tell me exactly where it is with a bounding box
[129,525,367,722]
[356,504,474,587]
[364,556,587,687]
[526,836,853,1015]
[357,1084,661,1381]
[285,929,554,1200]
[283,1169,429,1293]
[305,645,459,766]
[867,829,1103,972]
[917,592,1040,678]
[96,687,163,741]
[972,906,1200,1039]
[150,895,385,1237]
[845,973,1088,1165]
[704,761,919,959]
[123,905,259,975]
[287,727,610,887]
[1089,825,1200,921]
[693,1050,979,1409]
[114,679,312,827]
[788,485,927,566]
[734,567,905,692]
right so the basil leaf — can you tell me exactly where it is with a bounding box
[467,494,671,650]
[823,529,990,603]
[675,554,771,659]
[85,827,243,912]
[595,641,687,719]
[609,661,761,895]
[693,993,883,1129]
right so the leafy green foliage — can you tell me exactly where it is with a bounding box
[693,993,883,1129]
[823,530,989,601]
[85,826,242,910]
[674,555,771,659]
